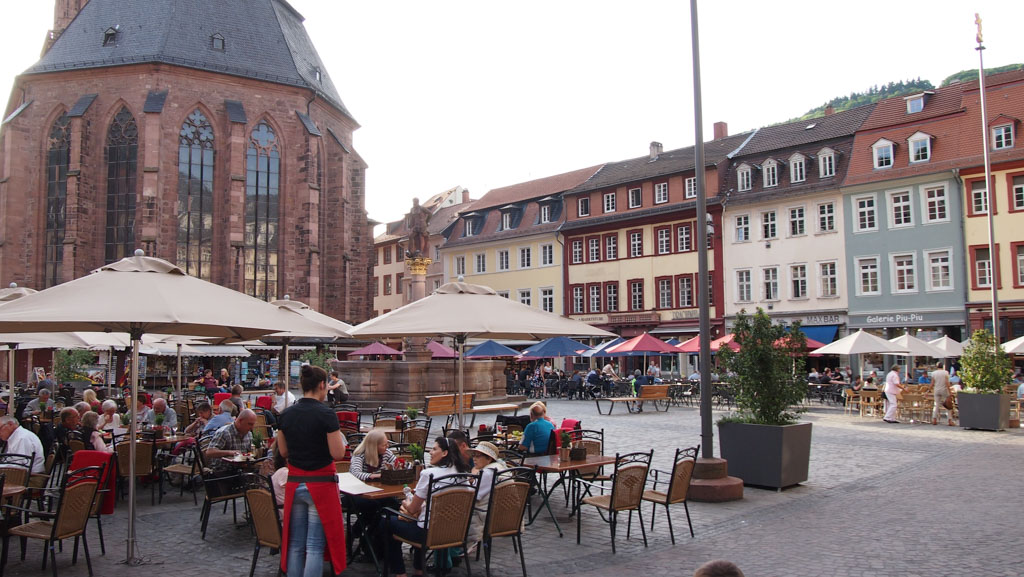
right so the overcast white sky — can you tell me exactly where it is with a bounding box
[2,1,1022,230]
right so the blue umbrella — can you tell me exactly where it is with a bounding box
[465,339,521,359]
[582,337,624,358]
[520,336,591,358]
[666,338,681,346]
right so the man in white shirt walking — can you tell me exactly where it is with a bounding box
[883,364,906,423]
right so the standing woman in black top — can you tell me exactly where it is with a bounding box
[276,365,348,577]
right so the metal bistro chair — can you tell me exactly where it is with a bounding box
[115,440,157,505]
[1,465,104,577]
[402,417,432,448]
[642,446,698,544]
[383,472,480,577]
[574,451,652,554]
[162,442,202,505]
[480,467,534,577]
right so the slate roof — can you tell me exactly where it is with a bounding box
[565,132,752,195]
[469,165,603,211]
[26,0,355,121]
[737,104,876,156]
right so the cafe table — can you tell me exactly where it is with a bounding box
[522,453,616,537]
[337,473,408,572]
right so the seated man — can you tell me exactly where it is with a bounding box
[204,409,257,476]
[133,395,152,424]
[327,371,349,405]
[194,368,222,398]
[228,385,245,413]
[74,401,91,416]
[631,369,650,397]
[271,381,296,414]
[53,407,81,448]
[21,388,54,419]
[144,398,178,430]
[203,400,236,434]
[517,403,555,456]
[0,415,45,473]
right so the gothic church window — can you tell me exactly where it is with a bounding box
[245,121,280,301]
[177,109,215,281]
[105,106,138,264]
[44,113,71,287]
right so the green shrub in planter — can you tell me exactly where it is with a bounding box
[960,329,1012,394]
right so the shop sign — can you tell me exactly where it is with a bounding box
[670,310,700,320]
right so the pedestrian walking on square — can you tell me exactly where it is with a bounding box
[930,362,954,426]
[883,364,905,423]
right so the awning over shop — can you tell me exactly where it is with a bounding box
[799,325,838,345]
[189,345,253,357]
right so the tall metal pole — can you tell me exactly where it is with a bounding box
[691,0,713,460]
[975,14,999,341]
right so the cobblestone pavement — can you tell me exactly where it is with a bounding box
[5,399,1022,576]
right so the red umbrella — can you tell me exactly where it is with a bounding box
[710,333,740,352]
[605,332,679,354]
[676,336,702,353]
[426,340,458,359]
[347,342,402,357]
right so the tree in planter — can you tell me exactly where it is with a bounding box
[960,329,1012,394]
[52,349,97,384]
[300,348,335,372]
[718,308,808,425]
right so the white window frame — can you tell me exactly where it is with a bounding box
[923,184,949,223]
[993,124,1014,150]
[678,277,693,308]
[738,165,752,191]
[657,278,673,309]
[853,194,878,232]
[628,187,642,209]
[908,132,931,163]
[497,290,510,299]
[588,238,601,262]
[677,225,692,252]
[975,248,992,288]
[761,211,777,240]
[578,197,590,217]
[518,247,532,269]
[926,249,953,292]
[572,286,584,313]
[788,206,806,237]
[540,204,551,223]
[762,267,779,301]
[817,202,835,232]
[605,283,618,312]
[890,252,918,294]
[541,287,554,313]
[454,255,466,276]
[654,182,669,204]
[589,285,602,313]
[518,288,532,306]
[906,94,924,114]
[789,154,806,183]
[603,192,616,213]
[474,252,487,274]
[763,160,778,188]
[819,261,838,298]
[541,244,554,266]
[736,269,752,302]
[657,228,672,254]
[570,240,583,264]
[685,177,697,199]
[629,281,644,311]
[498,249,510,271]
[501,212,513,231]
[856,256,881,296]
[790,264,808,299]
[818,148,836,178]
[605,235,618,260]
[464,219,476,237]
[629,231,643,258]
[872,139,894,169]
[888,189,914,228]
[971,181,989,215]
[1017,245,1024,287]
[735,215,750,242]
[1014,175,1024,211]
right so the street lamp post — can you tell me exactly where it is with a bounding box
[974,14,999,341]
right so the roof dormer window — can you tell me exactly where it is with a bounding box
[211,33,225,51]
[313,67,322,83]
[872,138,894,169]
[103,26,118,47]
[763,159,778,188]
[904,91,933,114]
[907,131,932,163]
[737,164,752,191]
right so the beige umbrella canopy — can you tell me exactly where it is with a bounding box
[811,330,908,356]
[888,333,950,358]
[268,296,353,385]
[0,251,345,564]
[349,281,614,426]
[929,335,964,357]
[0,283,40,394]
[1001,334,1024,355]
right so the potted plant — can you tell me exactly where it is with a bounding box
[717,308,812,489]
[153,414,165,439]
[558,431,571,461]
[251,429,266,457]
[957,329,1013,431]
[405,407,420,420]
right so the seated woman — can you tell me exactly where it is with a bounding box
[467,441,507,547]
[382,436,472,577]
[98,399,122,431]
[518,403,555,456]
[80,411,113,453]
[82,389,102,412]
[349,429,397,481]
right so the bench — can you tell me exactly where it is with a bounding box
[424,393,476,427]
[594,384,671,415]
[465,402,520,426]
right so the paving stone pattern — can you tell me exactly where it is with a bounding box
[5,399,1022,576]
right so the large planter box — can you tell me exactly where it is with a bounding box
[717,421,812,489]
[957,392,1012,431]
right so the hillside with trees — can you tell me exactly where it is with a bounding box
[941,63,1024,86]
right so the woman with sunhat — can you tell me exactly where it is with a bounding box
[467,441,507,547]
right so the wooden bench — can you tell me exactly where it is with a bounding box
[594,384,671,415]
[465,402,520,426]
[424,393,475,427]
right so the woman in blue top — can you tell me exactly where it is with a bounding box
[518,402,555,455]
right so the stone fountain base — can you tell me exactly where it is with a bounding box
[330,358,507,408]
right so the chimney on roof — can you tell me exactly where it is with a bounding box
[713,122,728,139]
[461,188,470,204]
[825,106,835,116]
[649,141,663,161]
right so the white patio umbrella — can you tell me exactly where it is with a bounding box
[889,333,949,358]
[0,283,39,396]
[929,335,964,358]
[1001,334,1024,354]
[811,330,909,356]
[268,296,352,387]
[348,281,614,426]
[0,251,347,564]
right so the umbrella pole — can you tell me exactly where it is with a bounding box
[126,331,141,564]
[282,338,291,388]
[176,343,183,403]
[7,348,14,402]
[457,335,465,429]
[107,347,114,399]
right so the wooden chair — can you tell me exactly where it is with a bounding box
[245,480,283,577]
[574,451,652,554]
[859,391,883,418]
[383,472,480,577]
[115,441,156,505]
[843,390,861,416]
[402,417,432,448]
[1,465,104,577]
[480,467,534,577]
[642,446,698,544]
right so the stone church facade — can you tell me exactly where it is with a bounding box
[0,0,373,323]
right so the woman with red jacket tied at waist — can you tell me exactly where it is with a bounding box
[276,365,348,577]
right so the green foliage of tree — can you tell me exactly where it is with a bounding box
[784,78,935,123]
[299,348,335,371]
[941,63,1024,87]
[52,349,96,384]
[718,309,807,425]
[959,329,1012,394]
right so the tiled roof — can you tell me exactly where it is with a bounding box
[469,165,603,211]
[738,104,875,156]
[858,84,963,131]
[27,0,355,121]
[428,204,465,235]
[444,201,561,249]
[566,132,752,195]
